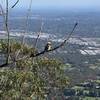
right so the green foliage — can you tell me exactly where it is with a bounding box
[0,41,69,99]
[0,40,37,54]
[10,42,22,53]
[0,40,8,53]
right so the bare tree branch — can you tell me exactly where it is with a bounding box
[0,3,6,32]
[0,63,8,67]
[5,0,10,64]
[11,0,19,8]
[13,0,33,61]
[31,22,78,56]
[22,0,33,44]
[0,1,10,66]
[34,20,44,48]
[0,4,5,17]
[0,23,78,68]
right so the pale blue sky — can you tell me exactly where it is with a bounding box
[20,0,100,8]
[1,0,100,11]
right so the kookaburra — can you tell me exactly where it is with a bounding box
[44,42,52,52]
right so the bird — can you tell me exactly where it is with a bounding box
[44,42,52,52]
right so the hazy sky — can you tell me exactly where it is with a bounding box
[20,0,100,9]
[1,0,100,11]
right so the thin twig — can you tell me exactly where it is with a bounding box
[0,4,5,17]
[0,0,10,66]
[34,20,44,48]
[14,0,33,60]
[5,0,10,64]
[11,0,19,8]
[22,0,33,45]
